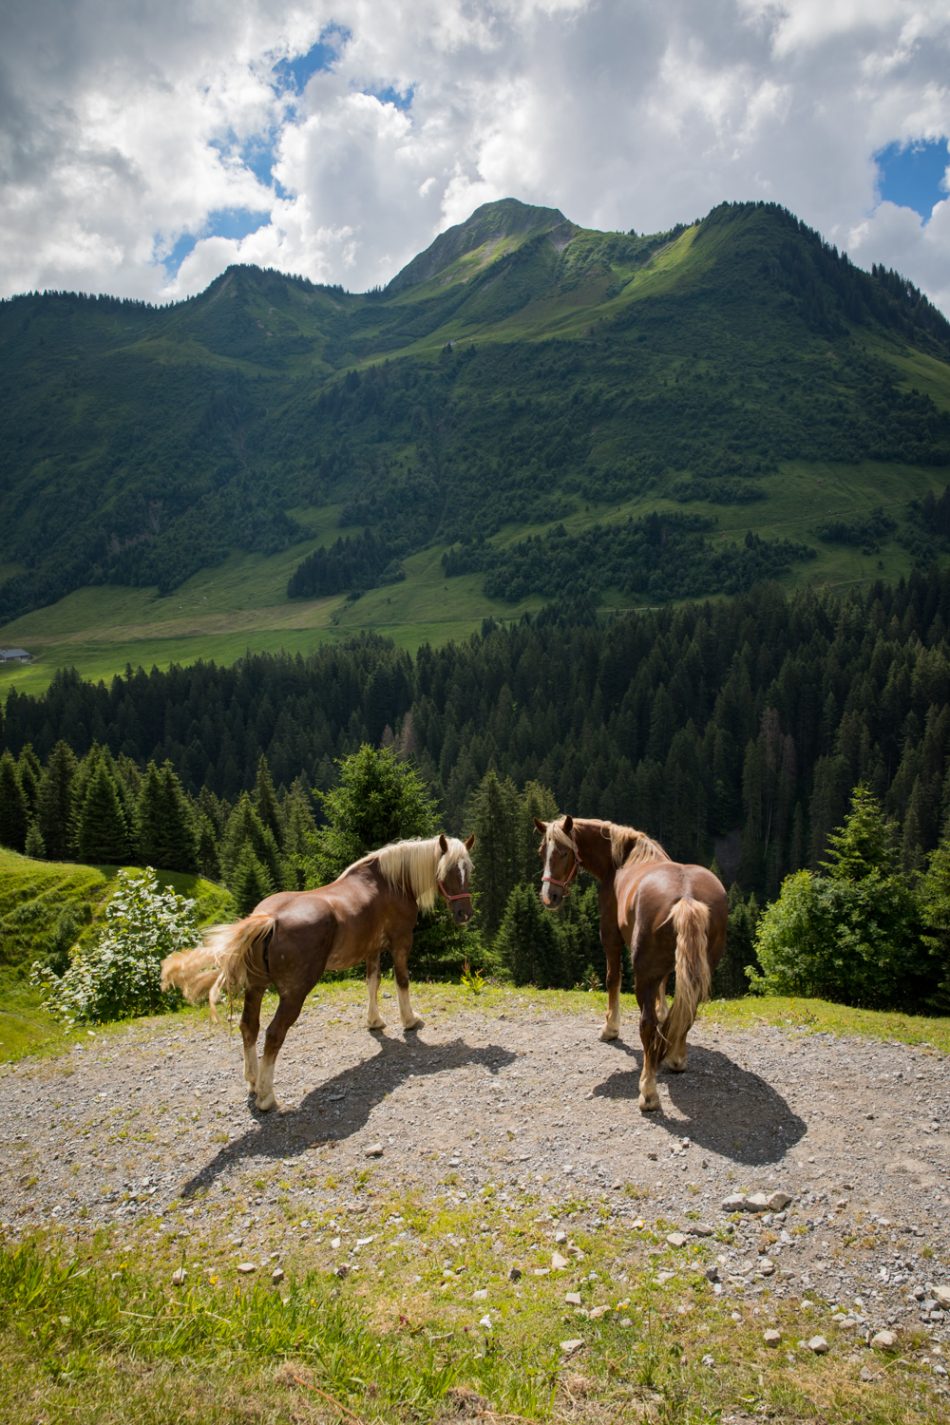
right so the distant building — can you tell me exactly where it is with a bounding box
[0,648,31,662]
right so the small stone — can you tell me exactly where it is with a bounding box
[508,1266,522,1282]
[933,1286,950,1309]
[479,1315,493,1330]
[722,1193,748,1213]
[473,1288,488,1300]
[588,1305,610,1320]
[806,1336,830,1355]
[335,1264,349,1279]
[560,1339,585,1356]
[551,1251,569,1270]
[565,1292,583,1306]
[763,1329,782,1347]
[768,1191,793,1212]
[171,1267,187,1286]
[271,1266,284,1283]
[555,1229,568,1243]
[870,1330,898,1351]
[365,1143,384,1158]
[705,1265,720,1283]
[746,1192,770,1212]
[666,1232,688,1248]
[236,1262,256,1275]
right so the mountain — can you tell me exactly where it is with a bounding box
[1,198,949,664]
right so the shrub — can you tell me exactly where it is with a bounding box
[33,867,198,1023]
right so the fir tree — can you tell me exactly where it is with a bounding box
[313,744,439,881]
[467,770,521,940]
[76,762,133,865]
[0,750,28,851]
[495,883,563,988]
[35,740,78,860]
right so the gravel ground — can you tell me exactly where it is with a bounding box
[2,991,949,1357]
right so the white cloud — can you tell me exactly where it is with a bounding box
[0,0,948,315]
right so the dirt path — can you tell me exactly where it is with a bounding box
[2,989,949,1347]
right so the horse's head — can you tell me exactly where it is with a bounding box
[437,832,476,925]
[534,814,580,910]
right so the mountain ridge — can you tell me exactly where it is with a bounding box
[1,198,949,658]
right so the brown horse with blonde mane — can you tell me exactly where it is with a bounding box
[535,815,726,1112]
[162,833,474,1112]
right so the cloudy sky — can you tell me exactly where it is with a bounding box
[2,0,949,312]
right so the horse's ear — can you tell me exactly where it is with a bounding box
[533,818,547,834]
[438,832,449,854]
[562,814,574,834]
[464,833,475,851]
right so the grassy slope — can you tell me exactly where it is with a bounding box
[0,849,234,1062]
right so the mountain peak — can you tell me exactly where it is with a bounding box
[387,198,577,295]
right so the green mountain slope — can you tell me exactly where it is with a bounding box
[2,197,949,680]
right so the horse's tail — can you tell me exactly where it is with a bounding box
[160,915,275,1008]
[663,898,712,1047]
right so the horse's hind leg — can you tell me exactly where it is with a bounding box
[636,977,663,1113]
[240,984,265,1093]
[255,991,306,1112]
[391,932,423,1030]
[366,952,386,1031]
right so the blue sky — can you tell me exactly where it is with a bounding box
[877,139,949,218]
[2,2,949,315]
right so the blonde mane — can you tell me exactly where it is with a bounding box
[549,817,669,867]
[343,835,472,912]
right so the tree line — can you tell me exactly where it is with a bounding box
[3,568,950,1004]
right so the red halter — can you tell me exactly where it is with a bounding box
[438,879,472,905]
[542,835,582,895]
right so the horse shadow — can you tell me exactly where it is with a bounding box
[593,1041,806,1166]
[179,1033,518,1199]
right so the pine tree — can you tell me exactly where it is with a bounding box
[254,754,284,851]
[76,762,133,865]
[35,740,78,860]
[135,761,199,872]
[16,744,41,819]
[0,751,28,851]
[495,883,563,987]
[313,744,439,882]
[220,793,282,892]
[467,770,521,940]
[232,844,274,917]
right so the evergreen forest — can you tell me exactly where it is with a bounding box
[4,568,950,1013]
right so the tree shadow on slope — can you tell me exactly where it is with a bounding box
[592,1042,806,1166]
[179,1032,518,1199]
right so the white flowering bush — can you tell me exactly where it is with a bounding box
[33,867,198,1023]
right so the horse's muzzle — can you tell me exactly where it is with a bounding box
[452,901,474,925]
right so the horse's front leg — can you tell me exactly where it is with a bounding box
[255,990,306,1112]
[391,933,423,1030]
[636,973,662,1113]
[601,928,625,1041]
[365,952,386,1031]
[240,983,265,1093]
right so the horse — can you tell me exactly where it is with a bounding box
[161,833,475,1112]
[535,815,726,1113]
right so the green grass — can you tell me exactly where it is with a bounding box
[0,1185,943,1425]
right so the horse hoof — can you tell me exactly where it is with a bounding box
[367,1019,386,1032]
[600,1026,619,1042]
[255,1092,277,1112]
[403,1017,424,1031]
[638,1091,660,1113]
